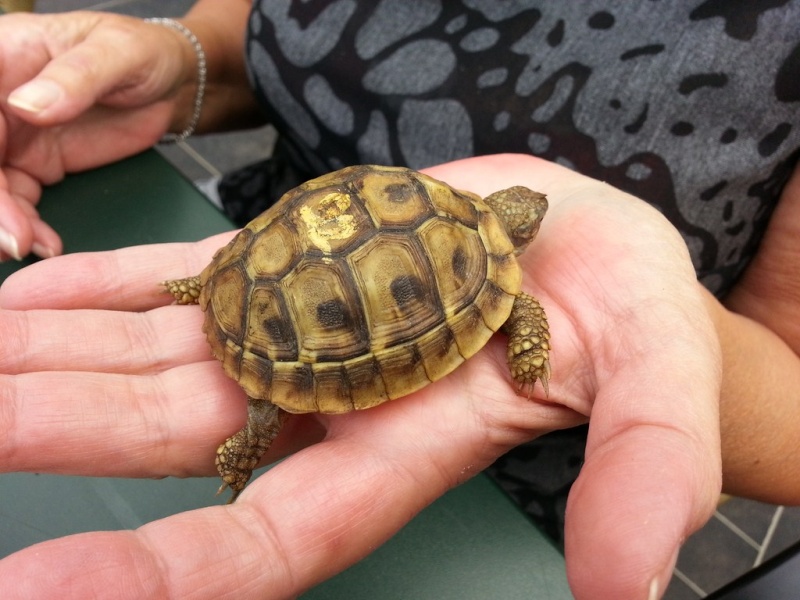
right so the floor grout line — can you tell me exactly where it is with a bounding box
[712,510,762,551]
[672,568,707,598]
[754,505,784,567]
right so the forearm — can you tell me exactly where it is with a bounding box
[704,287,800,504]
[175,0,264,133]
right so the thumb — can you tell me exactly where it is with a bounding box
[6,15,182,126]
[564,432,718,599]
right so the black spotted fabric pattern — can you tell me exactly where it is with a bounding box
[238,0,800,298]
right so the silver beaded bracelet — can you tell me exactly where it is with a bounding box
[144,17,207,143]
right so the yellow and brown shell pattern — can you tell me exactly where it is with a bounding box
[199,165,523,414]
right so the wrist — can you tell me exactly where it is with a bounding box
[179,3,265,132]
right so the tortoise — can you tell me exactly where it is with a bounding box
[163,164,551,502]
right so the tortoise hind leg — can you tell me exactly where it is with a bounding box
[162,276,202,305]
[215,398,287,503]
[502,292,551,397]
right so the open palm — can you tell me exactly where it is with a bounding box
[0,155,721,599]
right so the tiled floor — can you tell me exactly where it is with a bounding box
[20,1,800,597]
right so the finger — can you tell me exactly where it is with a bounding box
[0,354,583,600]
[0,232,236,310]
[566,425,717,599]
[0,195,60,261]
[0,189,31,261]
[1,362,234,477]
[0,316,578,474]
[4,169,63,258]
[0,305,209,375]
[6,368,329,486]
[0,359,322,478]
[552,244,723,595]
[563,297,723,600]
[29,215,63,258]
[0,168,60,260]
[3,166,43,209]
[4,14,178,126]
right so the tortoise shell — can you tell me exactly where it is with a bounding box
[198,165,522,414]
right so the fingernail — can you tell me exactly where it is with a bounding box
[32,242,56,259]
[647,577,660,600]
[648,545,680,600]
[8,80,63,113]
[0,228,21,261]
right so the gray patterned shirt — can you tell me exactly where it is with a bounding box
[242,0,800,297]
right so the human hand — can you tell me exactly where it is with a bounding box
[0,11,201,260]
[0,154,721,599]
[426,155,723,599]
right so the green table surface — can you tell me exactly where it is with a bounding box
[0,150,572,599]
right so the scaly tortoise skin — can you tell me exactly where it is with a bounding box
[164,165,551,502]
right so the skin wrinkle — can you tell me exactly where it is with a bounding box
[0,309,31,374]
[110,370,175,476]
[593,296,691,383]
[211,506,297,600]
[588,419,721,501]
[581,334,723,539]
[150,362,245,478]
[387,411,463,494]
[587,322,721,457]
[86,551,144,599]
[129,533,172,600]
[333,392,464,492]
[90,372,148,463]
[102,247,134,307]
[507,201,609,413]
[295,455,400,558]
[305,444,435,558]
[123,306,211,375]
[0,374,19,466]
[4,85,67,183]
[135,368,176,477]
[10,375,77,470]
[551,204,711,404]
[517,203,611,384]
[83,531,172,600]
[239,446,407,596]
[119,311,164,374]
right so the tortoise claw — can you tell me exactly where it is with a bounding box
[216,481,241,504]
[515,366,550,400]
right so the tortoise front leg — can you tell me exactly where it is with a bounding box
[502,292,551,397]
[215,398,287,503]
[162,276,202,304]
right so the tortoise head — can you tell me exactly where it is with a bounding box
[483,186,548,255]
